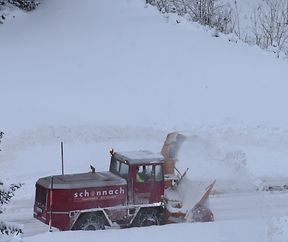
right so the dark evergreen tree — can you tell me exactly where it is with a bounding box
[0,132,23,238]
[0,0,39,11]
[0,132,3,151]
[0,182,23,214]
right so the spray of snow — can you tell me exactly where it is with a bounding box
[267,217,288,242]
[174,134,256,195]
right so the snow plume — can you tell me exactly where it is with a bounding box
[176,134,256,193]
[177,178,211,211]
[267,217,288,242]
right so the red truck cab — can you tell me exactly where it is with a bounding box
[34,150,165,230]
[110,151,164,205]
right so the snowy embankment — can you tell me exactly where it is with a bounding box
[1,0,288,241]
[26,218,288,242]
[1,0,288,130]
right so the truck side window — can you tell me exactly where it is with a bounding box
[119,162,129,178]
[35,185,47,206]
[154,165,163,182]
[136,166,144,182]
[136,165,150,183]
[136,165,163,182]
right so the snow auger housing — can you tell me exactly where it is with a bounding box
[161,132,215,223]
[33,132,215,231]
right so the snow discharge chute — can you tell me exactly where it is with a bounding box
[161,132,215,223]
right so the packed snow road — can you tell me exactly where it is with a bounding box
[211,191,288,221]
[3,190,288,237]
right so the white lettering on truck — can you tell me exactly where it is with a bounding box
[74,187,125,199]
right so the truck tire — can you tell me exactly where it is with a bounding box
[133,208,160,227]
[72,212,106,231]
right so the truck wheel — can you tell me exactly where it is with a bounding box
[73,213,106,230]
[133,209,160,227]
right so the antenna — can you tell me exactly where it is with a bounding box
[61,142,64,175]
[49,176,54,232]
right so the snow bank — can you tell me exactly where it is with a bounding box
[26,219,269,242]
[26,216,288,242]
[1,0,288,131]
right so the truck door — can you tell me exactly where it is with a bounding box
[132,164,164,204]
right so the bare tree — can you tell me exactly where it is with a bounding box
[232,0,241,39]
[251,0,288,57]
[147,0,233,34]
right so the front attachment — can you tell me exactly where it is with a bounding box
[185,180,216,223]
[185,204,214,222]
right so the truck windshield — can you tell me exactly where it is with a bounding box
[110,157,120,173]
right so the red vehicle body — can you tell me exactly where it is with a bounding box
[34,150,166,230]
[34,132,215,231]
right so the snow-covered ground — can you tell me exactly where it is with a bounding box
[1,0,288,241]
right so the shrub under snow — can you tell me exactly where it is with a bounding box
[0,133,23,241]
[0,0,38,11]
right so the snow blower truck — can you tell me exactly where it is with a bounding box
[33,132,215,231]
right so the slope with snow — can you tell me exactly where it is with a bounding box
[1,0,288,242]
[1,0,288,130]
